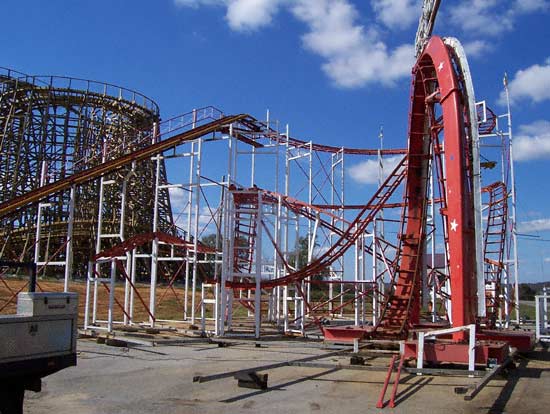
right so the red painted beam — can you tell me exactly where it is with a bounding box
[477,330,535,353]
[404,37,477,340]
[403,340,510,365]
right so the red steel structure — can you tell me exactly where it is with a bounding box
[403,35,477,340]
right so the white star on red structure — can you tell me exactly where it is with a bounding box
[450,219,458,232]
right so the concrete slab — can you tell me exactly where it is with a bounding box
[24,339,550,414]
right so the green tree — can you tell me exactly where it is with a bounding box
[197,234,218,284]
[289,236,329,281]
[519,284,536,301]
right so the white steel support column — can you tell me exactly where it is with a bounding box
[191,137,203,325]
[307,216,319,320]
[184,141,195,320]
[339,149,345,317]
[63,185,76,292]
[354,224,360,325]
[149,123,161,328]
[503,75,521,324]
[218,123,236,336]
[275,195,282,326]
[120,163,134,325]
[84,262,93,330]
[183,109,198,321]
[93,143,108,326]
[503,267,511,327]
[122,253,132,326]
[306,142,313,306]
[33,204,47,270]
[129,248,137,324]
[283,124,290,333]
[213,178,225,334]
[295,214,302,331]
[254,190,263,338]
[218,189,229,336]
[273,121,282,326]
[92,269,99,325]
[372,222,379,325]
[376,129,385,323]
[34,162,49,275]
[107,261,116,333]
[360,232,367,325]
[227,127,238,333]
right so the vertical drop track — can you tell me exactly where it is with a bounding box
[375,36,477,340]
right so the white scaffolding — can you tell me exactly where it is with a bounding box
[476,76,521,326]
[76,90,519,337]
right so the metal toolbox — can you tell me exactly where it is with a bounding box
[0,292,78,366]
[16,292,78,317]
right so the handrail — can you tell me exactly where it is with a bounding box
[14,74,159,116]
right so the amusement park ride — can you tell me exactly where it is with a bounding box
[0,0,533,378]
[318,0,532,365]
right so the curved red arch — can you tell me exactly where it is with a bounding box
[384,36,476,335]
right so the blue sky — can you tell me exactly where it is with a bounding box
[2,0,550,282]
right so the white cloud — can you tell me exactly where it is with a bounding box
[513,0,550,13]
[371,0,421,30]
[513,120,550,161]
[500,60,550,104]
[175,0,414,88]
[449,0,513,37]
[447,0,549,47]
[169,187,189,211]
[226,0,285,31]
[175,0,283,31]
[348,155,402,184]
[290,0,414,88]
[463,40,492,58]
[519,218,550,233]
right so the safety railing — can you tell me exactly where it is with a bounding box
[416,324,476,374]
[13,74,159,116]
